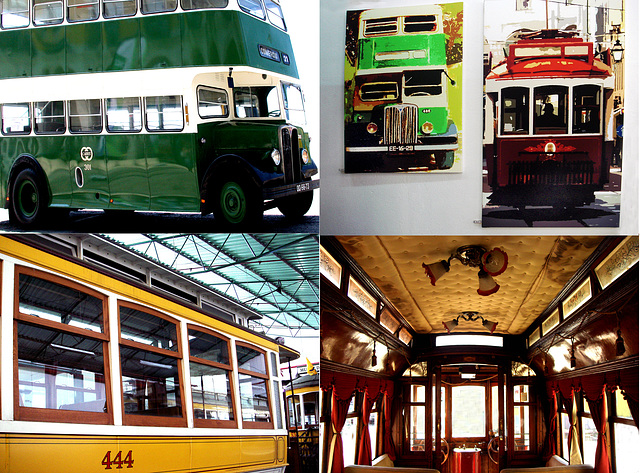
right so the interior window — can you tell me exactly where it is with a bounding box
[534,85,568,134]
[198,87,229,118]
[35,101,66,135]
[573,85,601,134]
[501,87,529,134]
[452,385,485,437]
[2,103,31,135]
[2,0,30,28]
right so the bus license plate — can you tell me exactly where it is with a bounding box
[388,145,414,152]
[296,182,311,192]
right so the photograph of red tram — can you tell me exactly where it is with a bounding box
[482,1,624,227]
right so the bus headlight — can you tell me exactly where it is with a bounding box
[271,149,282,166]
[366,122,378,134]
[301,148,310,164]
[421,122,434,134]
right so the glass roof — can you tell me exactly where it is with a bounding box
[104,234,319,338]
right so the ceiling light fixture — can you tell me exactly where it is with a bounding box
[442,311,499,334]
[422,245,508,296]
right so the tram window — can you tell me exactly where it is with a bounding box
[273,380,283,429]
[501,87,529,134]
[573,85,600,134]
[106,97,142,133]
[141,0,176,14]
[119,304,178,350]
[145,95,184,131]
[612,388,638,473]
[432,385,445,437]
[103,0,137,18]
[282,83,306,125]
[237,0,264,19]
[197,87,229,118]
[581,399,597,467]
[513,405,530,451]
[369,398,379,456]
[560,411,570,459]
[236,343,272,425]
[17,322,108,413]
[67,0,98,22]
[452,386,485,437]
[69,99,102,134]
[1,0,30,28]
[34,101,66,135]
[404,70,443,97]
[343,415,358,465]
[181,0,226,11]
[234,86,280,118]
[1,103,31,135]
[264,0,285,30]
[33,0,62,25]
[534,85,568,134]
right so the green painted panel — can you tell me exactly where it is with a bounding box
[181,10,241,67]
[32,26,65,76]
[140,14,182,69]
[104,134,150,209]
[103,18,141,71]
[419,107,448,135]
[145,133,199,211]
[0,29,31,78]
[65,135,111,208]
[358,34,446,70]
[66,22,103,74]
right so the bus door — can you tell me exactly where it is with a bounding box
[67,99,111,209]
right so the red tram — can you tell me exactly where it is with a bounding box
[484,31,615,208]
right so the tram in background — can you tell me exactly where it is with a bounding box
[344,5,459,172]
[320,236,638,473]
[0,0,318,227]
[0,234,296,473]
[483,30,615,209]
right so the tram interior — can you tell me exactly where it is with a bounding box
[320,236,638,473]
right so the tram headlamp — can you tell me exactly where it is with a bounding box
[544,142,556,154]
[301,148,310,165]
[366,122,378,134]
[421,121,434,134]
[271,148,282,166]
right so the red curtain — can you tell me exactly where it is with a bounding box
[382,390,397,461]
[356,388,376,465]
[544,390,558,460]
[330,389,354,473]
[584,386,613,473]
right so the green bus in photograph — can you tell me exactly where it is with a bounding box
[0,0,319,227]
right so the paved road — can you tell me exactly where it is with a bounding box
[0,209,319,233]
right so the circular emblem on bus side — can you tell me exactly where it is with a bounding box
[80,147,93,162]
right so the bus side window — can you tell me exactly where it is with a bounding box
[33,0,63,25]
[181,0,226,11]
[1,102,31,135]
[141,0,176,14]
[106,97,142,133]
[1,0,30,28]
[573,85,600,134]
[197,87,229,118]
[69,99,103,134]
[34,101,66,135]
[145,95,184,131]
[67,0,99,22]
[103,0,137,18]
[501,87,529,135]
[237,0,264,19]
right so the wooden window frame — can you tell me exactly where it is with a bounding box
[235,340,274,429]
[118,300,186,427]
[14,266,113,425]
[187,324,238,429]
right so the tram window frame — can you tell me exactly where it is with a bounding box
[512,382,535,453]
[106,97,143,133]
[402,382,428,453]
[141,0,177,14]
[533,85,568,135]
[103,0,137,19]
[236,341,274,429]
[1,0,30,28]
[144,95,184,132]
[67,0,99,22]
[33,0,63,25]
[342,395,359,466]
[610,388,638,473]
[187,324,238,429]
[572,85,601,134]
[118,301,187,427]
[69,99,103,134]
[1,102,32,135]
[237,0,265,20]
[501,87,529,135]
[579,396,598,467]
[34,100,66,135]
[197,86,229,119]
[14,266,112,425]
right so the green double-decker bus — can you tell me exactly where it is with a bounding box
[0,0,319,226]
[345,5,459,172]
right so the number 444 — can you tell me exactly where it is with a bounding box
[102,450,134,469]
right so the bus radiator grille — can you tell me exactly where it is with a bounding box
[508,158,594,186]
[383,104,418,145]
[280,125,301,184]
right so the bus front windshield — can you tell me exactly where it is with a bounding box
[233,86,280,118]
[282,83,306,126]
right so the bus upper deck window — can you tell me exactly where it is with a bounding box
[145,95,184,131]
[33,0,63,25]
[573,85,601,134]
[141,0,176,14]
[198,87,229,118]
[534,85,568,135]
[1,0,30,28]
[1,103,31,135]
[181,0,226,11]
[403,15,437,34]
[264,0,285,30]
[237,0,264,19]
[67,0,99,22]
[501,87,529,135]
[103,0,137,18]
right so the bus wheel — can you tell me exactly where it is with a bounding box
[276,190,314,219]
[215,178,262,226]
[9,168,48,226]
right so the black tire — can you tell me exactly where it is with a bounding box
[213,175,263,226]
[9,167,49,227]
[276,190,314,219]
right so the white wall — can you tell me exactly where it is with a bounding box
[319,0,639,235]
